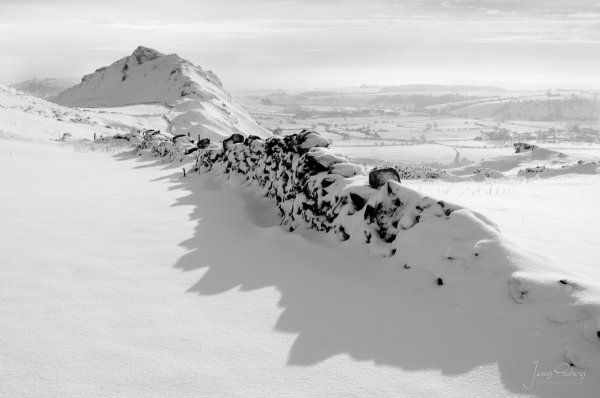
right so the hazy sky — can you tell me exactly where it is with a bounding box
[1,0,599,90]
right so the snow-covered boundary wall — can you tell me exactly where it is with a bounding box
[190,130,498,257]
[137,129,600,369]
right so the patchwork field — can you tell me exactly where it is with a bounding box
[236,86,600,171]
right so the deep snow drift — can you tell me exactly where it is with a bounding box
[140,129,600,390]
[51,46,270,141]
[406,176,600,282]
[1,139,599,397]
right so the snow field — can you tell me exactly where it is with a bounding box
[406,176,600,281]
[140,129,600,386]
[0,140,526,397]
[2,136,600,396]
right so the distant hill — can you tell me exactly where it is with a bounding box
[379,84,505,93]
[11,78,77,99]
[447,96,600,121]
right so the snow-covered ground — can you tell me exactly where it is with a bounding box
[0,84,167,141]
[334,143,458,165]
[0,85,112,141]
[1,139,599,397]
[407,177,600,280]
[2,46,600,396]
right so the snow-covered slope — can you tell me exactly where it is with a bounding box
[11,78,76,99]
[0,84,111,141]
[139,129,600,380]
[0,84,168,141]
[2,139,600,397]
[52,46,270,141]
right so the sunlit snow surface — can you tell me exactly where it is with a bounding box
[0,139,599,397]
[406,177,600,280]
[2,75,600,396]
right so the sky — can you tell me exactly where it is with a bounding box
[1,0,599,90]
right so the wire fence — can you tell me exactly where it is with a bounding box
[61,139,133,153]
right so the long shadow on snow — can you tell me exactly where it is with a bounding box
[116,150,561,397]
[114,150,193,171]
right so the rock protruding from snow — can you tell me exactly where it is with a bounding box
[472,168,503,180]
[368,167,401,189]
[514,142,536,153]
[223,133,245,151]
[131,46,163,65]
[51,46,269,141]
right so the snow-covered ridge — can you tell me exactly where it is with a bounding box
[136,129,600,372]
[51,46,269,141]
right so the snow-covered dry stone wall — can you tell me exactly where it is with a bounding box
[193,130,496,256]
[518,161,600,178]
[138,129,600,370]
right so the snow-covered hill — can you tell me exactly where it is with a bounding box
[52,46,270,141]
[0,84,168,141]
[11,78,77,99]
[0,84,111,141]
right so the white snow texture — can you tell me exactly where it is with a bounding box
[138,127,600,387]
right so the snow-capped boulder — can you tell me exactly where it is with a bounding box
[368,167,401,189]
[306,148,349,171]
[298,130,330,150]
[223,133,245,151]
[330,163,367,178]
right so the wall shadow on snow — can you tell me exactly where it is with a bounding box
[114,150,570,397]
